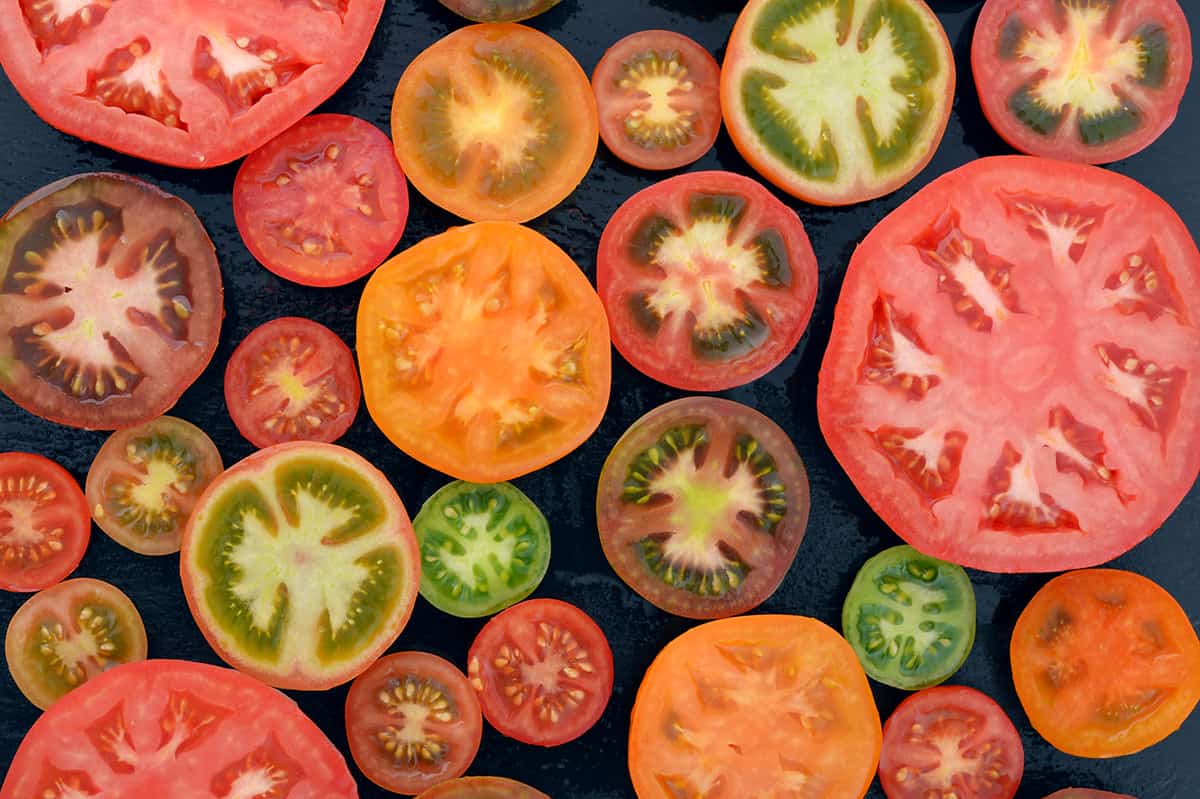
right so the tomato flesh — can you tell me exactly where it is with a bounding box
[417,776,550,799]
[0,452,89,592]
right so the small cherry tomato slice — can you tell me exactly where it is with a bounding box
[467,598,613,746]
[234,114,409,288]
[1011,568,1200,758]
[346,651,482,795]
[85,415,222,556]
[438,0,560,23]
[224,316,360,449]
[4,578,147,709]
[879,685,1024,799]
[0,452,89,592]
[592,31,721,171]
[1044,791,1136,799]
[417,776,550,799]
[597,170,818,390]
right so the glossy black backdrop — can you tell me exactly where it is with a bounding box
[1,1,1198,796]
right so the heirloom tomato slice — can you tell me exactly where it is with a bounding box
[0,452,89,592]
[390,23,598,222]
[0,659,358,798]
[720,0,955,205]
[0,173,223,430]
[357,221,611,483]
[180,441,420,690]
[628,615,881,799]
[86,415,222,555]
[1011,569,1200,758]
[417,777,550,799]
[596,397,810,619]
[973,0,1192,164]
[597,170,818,390]
[817,156,1200,572]
[0,0,385,167]
[5,577,146,709]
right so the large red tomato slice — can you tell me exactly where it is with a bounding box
[0,452,89,592]
[0,0,385,167]
[818,156,1200,572]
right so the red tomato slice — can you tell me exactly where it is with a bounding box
[234,114,409,287]
[973,0,1192,164]
[818,156,1200,572]
[0,452,89,592]
[0,0,385,167]
[467,598,613,746]
[0,659,357,797]
[417,776,550,799]
[592,30,721,171]
[879,685,1024,799]
[224,316,361,449]
[597,171,818,391]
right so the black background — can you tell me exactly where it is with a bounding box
[1,1,1198,797]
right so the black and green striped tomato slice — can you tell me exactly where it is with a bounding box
[842,545,976,690]
[180,441,420,690]
[414,481,551,618]
[596,397,810,619]
[721,0,955,206]
[973,0,1192,164]
[438,0,560,22]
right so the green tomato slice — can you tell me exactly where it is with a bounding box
[842,544,975,690]
[414,481,551,618]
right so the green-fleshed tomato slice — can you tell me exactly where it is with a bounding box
[721,0,955,205]
[842,544,976,690]
[414,481,550,618]
[181,442,420,690]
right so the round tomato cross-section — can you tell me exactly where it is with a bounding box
[181,441,420,690]
[0,173,223,430]
[0,452,89,592]
[417,776,550,799]
[629,614,881,799]
[0,0,385,167]
[357,221,611,483]
[818,155,1200,572]
[0,659,358,798]
[598,170,818,390]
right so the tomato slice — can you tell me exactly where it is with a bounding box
[346,651,482,795]
[4,578,146,709]
[817,155,1200,572]
[0,173,223,430]
[597,170,818,390]
[414,480,551,618]
[224,316,361,449]
[0,659,357,797]
[879,685,1024,799]
[720,0,955,205]
[972,0,1192,164]
[390,23,598,222]
[85,415,222,555]
[1011,568,1200,758]
[629,614,881,799]
[467,598,613,746]
[0,452,89,592]
[180,441,420,690]
[592,31,721,171]
[357,221,611,483]
[416,776,550,799]
[596,397,809,619]
[0,0,384,167]
[234,113,409,288]
[438,0,559,23]
[1043,792,1136,799]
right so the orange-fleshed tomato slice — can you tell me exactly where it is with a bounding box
[390,24,598,223]
[628,614,881,799]
[417,776,550,799]
[180,442,420,690]
[1011,568,1200,758]
[224,317,361,449]
[972,0,1192,164]
[0,452,89,592]
[357,221,611,483]
[592,30,721,171]
[0,659,358,798]
[4,578,146,710]
[818,156,1200,572]
[85,415,222,556]
[597,170,818,390]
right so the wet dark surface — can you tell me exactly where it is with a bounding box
[1,1,1198,797]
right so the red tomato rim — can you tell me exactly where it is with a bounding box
[0,452,90,592]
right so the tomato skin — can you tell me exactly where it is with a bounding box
[416,776,550,799]
[0,452,89,592]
